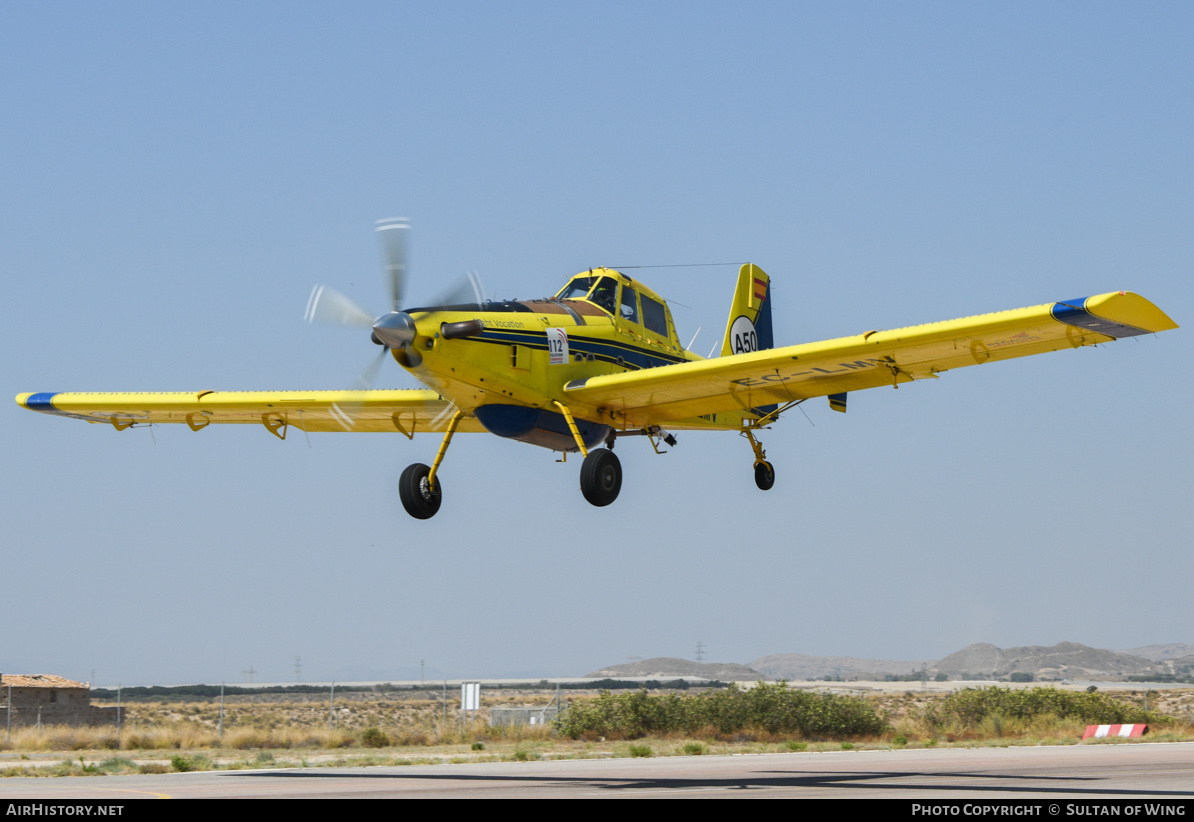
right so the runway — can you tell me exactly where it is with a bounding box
[2,743,1193,800]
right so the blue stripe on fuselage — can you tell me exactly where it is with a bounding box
[473,329,685,370]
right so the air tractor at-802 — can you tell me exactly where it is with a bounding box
[18,219,1178,519]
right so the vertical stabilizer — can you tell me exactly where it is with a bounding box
[720,263,773,357]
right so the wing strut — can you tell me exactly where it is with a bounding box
[750,398,805,428]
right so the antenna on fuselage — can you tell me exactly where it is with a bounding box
[687,327,701,351]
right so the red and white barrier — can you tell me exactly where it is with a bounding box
[1082,724,1147,739]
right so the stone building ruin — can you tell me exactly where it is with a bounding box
[1,673,121,728]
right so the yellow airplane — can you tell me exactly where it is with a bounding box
[16,219,1179,519]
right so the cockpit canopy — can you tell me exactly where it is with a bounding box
[555,269,675,342]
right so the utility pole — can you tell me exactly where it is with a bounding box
[293,657,302,682]
[242,666,256,683]
[695,641,706,662]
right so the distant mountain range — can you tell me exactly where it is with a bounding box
[591,642,1194,682]
[585,657,763,681]
[1120,644,1194,662]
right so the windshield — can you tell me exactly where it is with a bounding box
[588,277,617,314]
[555,277,597,301]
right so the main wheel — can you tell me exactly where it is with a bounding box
[399,463,443,519]
[580,448,622,507]
[754,460,775,491]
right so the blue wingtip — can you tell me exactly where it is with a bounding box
[1051,297,1150,339]
[23,392,60,412]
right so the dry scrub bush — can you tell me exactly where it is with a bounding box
[6,726,123,752]
[482,723,555,744]
[915,687,1173,742]
[223,727,354,749]
[555,684,887,741]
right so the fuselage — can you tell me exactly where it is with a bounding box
[392,268,748,451]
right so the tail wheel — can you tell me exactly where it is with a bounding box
[399,463,443,519]
[754,460,775,491]
[580,448,622,507]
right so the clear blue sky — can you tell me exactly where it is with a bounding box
[3,2,1190,685]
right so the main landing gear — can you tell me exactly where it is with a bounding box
[398,409,463,520]
[552,400,623,509]
[744,429,775,491]
[395,405,773,518]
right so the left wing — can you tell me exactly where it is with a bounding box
[15,389,486,436]
[562,291,1178,428]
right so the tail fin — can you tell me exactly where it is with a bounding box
[720,263,773,357]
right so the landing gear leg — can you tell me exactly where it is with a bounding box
[552,400,623,507]
[744,429,775,491]
[399,409,463,519]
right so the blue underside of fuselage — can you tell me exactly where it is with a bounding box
[474,404,611,453]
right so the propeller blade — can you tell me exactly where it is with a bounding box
[329,347,391,431]
[376,217,410,311]
[425,270,486,310]
[428,401,460,431]
[305,285,375,327]
[468,270,484,305]
[353,346,389,392]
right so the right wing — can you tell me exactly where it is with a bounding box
[15,389,486,435]
[562,291,1178,428]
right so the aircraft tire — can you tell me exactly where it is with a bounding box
[580,448,622,507]
[399,462,443,519]
[754,460,775,491]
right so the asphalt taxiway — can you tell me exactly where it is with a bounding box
[2,743,1193,800]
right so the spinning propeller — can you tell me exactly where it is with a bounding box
[304,218,484,427]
